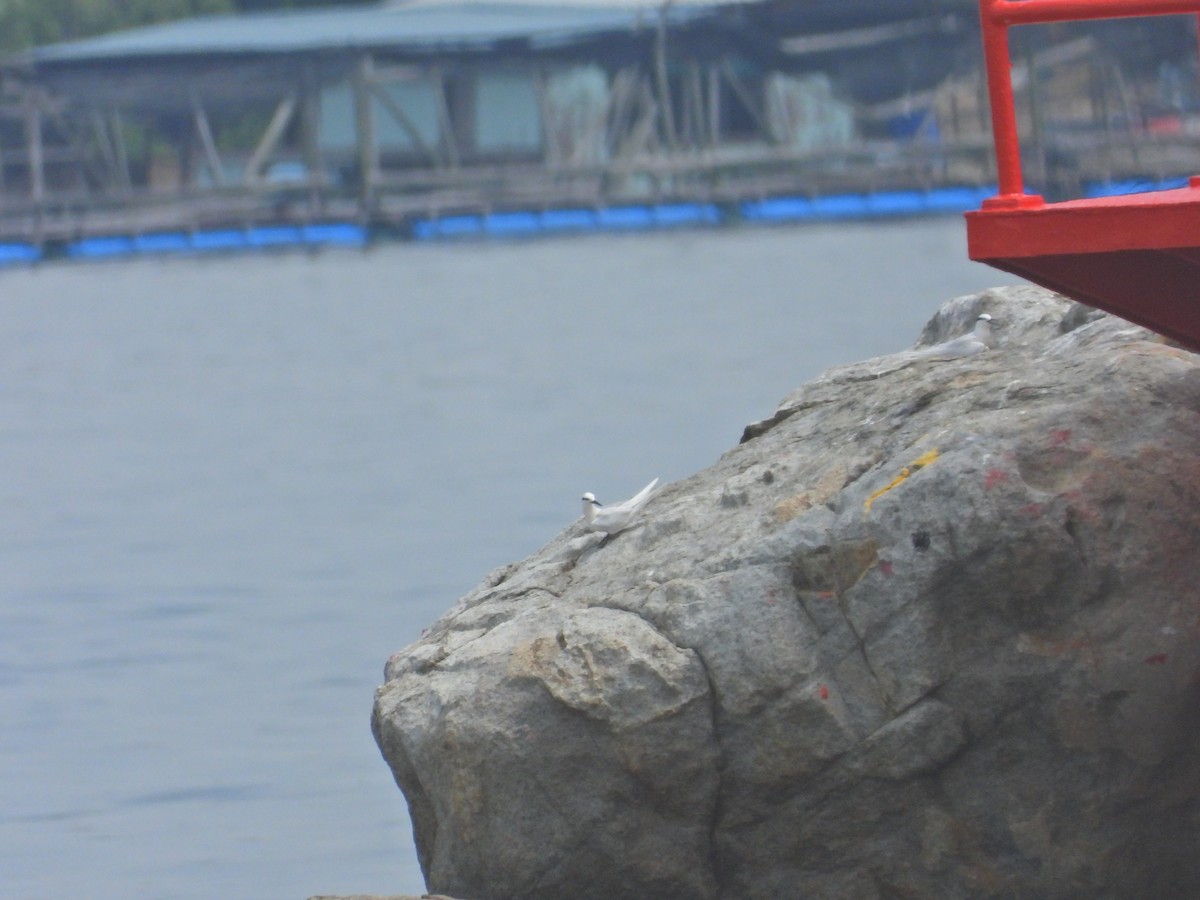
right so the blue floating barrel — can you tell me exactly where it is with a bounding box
[410,219,438,240]
[741,196,815,222]
[653,203,721,226]
[540,208,597,232]
[301,223,367,246]
[810,194,870,218]
[414,215,483,239]
[191,229,249,251]
[596,206,654,229]
[484,211,541,236]
[246,225,303,246]
[0,242,40,265]
[133,232,191,253]
[67,235,135,259]
[925,186,997,212]
[866,191,925,216]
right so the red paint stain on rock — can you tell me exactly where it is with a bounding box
[984,468,1008,490]
[818,684,830,700]
[879,560,894,577]
[1049,429,1072,447]
[1145,653,1169,665]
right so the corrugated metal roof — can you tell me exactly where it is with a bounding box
[19,2,711,65]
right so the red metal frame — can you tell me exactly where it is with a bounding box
[979,0,1200,207]
[968,0,1200,350]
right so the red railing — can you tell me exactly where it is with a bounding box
[979,0,1200,209]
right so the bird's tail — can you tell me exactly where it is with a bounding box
[629,478,660,509]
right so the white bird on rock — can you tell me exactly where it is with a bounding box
[918,313,996,359]
[581,478,659,536]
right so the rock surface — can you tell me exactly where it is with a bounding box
[373,285,1200,899]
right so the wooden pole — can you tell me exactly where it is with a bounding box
[300,61,324,212]
[433,67,460,169]
[26,93,45,202]
[720,61,770,139]
[190,91,225,187]
[90,109,119,185]
[353,53,378,211]
[369,81,438,164]
[654,5,678,152]
[606,67,639,157]
[532,65,557,165]
[110,110,131,192]
[687,60,705,149]
[244,92,298,183]
[707,64,721,147]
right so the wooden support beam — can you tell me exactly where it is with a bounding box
[686,61,705,149]
[190,91,225,187]
[576,79,613,166]
[300,62,325,208]
[720,61,770,141]
[90,109,118,175]
[533,66,557,165]
[654,11,678,151]
[707,65,721,147]
[368,81,439,165]
[605,68,629,154]
[87,109,132,194]
[605,66,640,157]
[26,95,45,202]
[353,53,378,207]
[52,111,91,194]
[433,68,460,169]
[678,63,694,147]
[244,92,298,183]
[110,110,131,192]
[620,82,660,159]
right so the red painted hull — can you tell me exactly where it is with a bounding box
[966,185,1200,351]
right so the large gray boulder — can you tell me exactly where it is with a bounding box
[373,285,1200,899]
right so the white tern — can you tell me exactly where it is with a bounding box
[918,313,995,359]
[581,478,659,535]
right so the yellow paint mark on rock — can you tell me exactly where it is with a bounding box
[863,448,940,513]
[772,461,849,525]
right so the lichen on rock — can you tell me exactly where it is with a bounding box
[373,285,1200,899]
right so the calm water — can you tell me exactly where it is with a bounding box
[0,220,1016,898]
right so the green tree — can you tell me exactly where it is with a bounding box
[0,0,234,52]
[235,0,376,8]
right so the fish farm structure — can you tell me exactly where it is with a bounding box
[0,0,1197,263]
